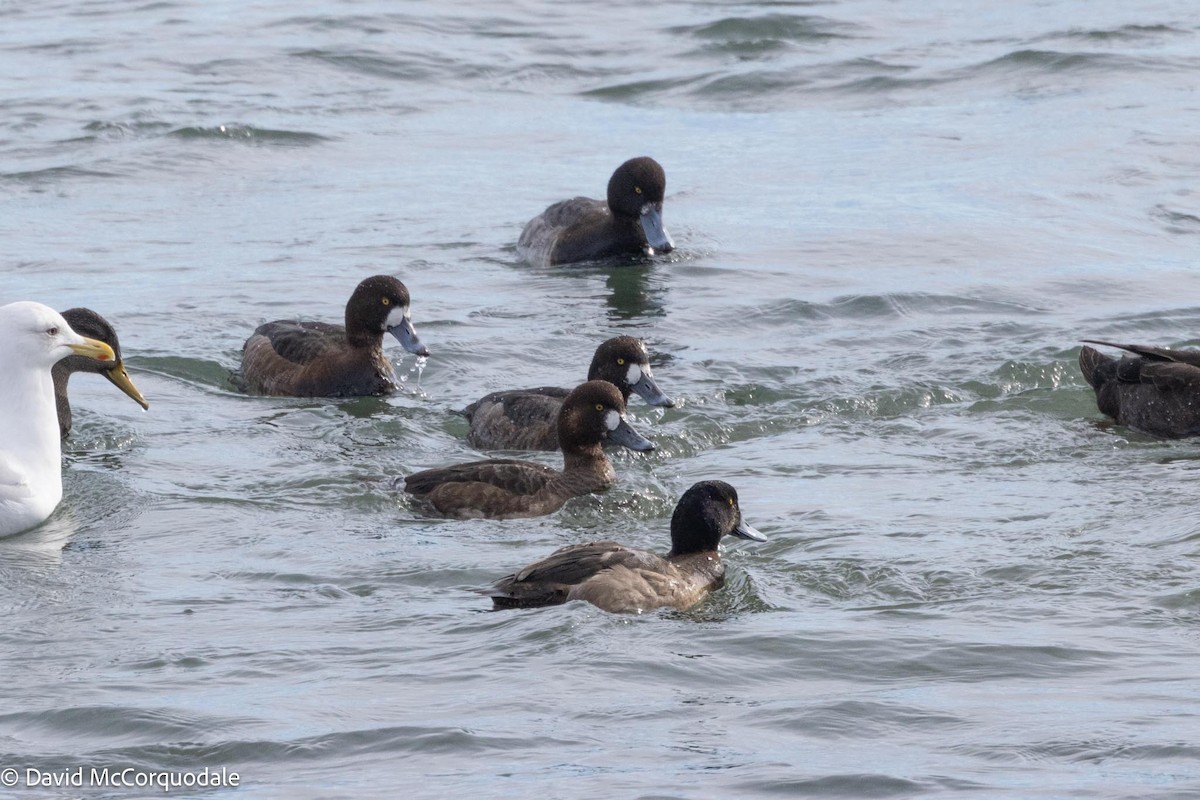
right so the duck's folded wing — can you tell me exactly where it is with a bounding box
[1082,340,1200,367]
[514,541,643,583]
[537,197,608,229]
[464,389,568,450]
[253,321,344,365]
[488,542,664,607]
[519,198,607,266]
[1136,361,1200,391]
[464,388,567,421]
[404,458,557,496]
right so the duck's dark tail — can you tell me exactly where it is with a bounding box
[478,582,569,610]
[1078,345,1114,391]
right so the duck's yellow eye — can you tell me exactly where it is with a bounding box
[727,498,734,506]
[634,186,643,194]
[381,297,391,306]
[616,358,625,365]
[595,403,604,412]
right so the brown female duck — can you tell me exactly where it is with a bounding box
[462,335,673,451]
[405,380,653,519]
[236,274,427,397]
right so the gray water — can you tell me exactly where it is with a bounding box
[3,0,1200,797]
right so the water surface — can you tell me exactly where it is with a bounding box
[3,0,1200,797]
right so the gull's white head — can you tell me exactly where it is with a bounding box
[0,301,116,369]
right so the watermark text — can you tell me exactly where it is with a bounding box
[2,766,240,792]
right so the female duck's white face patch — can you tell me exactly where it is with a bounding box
[625,363,643,386]
[604,409,621,431]
[384,306,410,330]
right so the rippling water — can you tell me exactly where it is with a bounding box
[3,0,1200,797]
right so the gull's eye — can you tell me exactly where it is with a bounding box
[47,327,59,336]
[381,297,391,306]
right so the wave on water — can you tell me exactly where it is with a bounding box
[167,125,330,145]
[1037,24,1191,44]
[81,119,174,138]
[578,4,1196,112]
[965,48,1166,77]
[133,355,246,392]
[291,48,443,82]
[672,12,859,57]
[749,292,1049,324]
[289,47,497,87]
[1150,204,1200,235]
[2,165,123,184]
[0,120,330,193]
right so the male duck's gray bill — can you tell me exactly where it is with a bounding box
[607,416,655,452]
[105,362,150,410]
[640,203,673,255]
[733,518,767,542]
[388,317,429,357]
[631,370,674,408]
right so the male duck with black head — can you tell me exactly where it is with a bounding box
[1080,339,1200,437]
[53,308,149,438]
[462,335,674,451]
[484,480,767,614]
[517,156,674,267]
[235,274,428,397]
[404,380,653,519]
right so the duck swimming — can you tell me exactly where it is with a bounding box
[235,274,428,397]
[484,480,766,613]
[462,335,674,451]
[53,307,149,438]
[0,302,117,538]
[1079,339,1200,438]
[517,156,673,267]
[405,380,653,519]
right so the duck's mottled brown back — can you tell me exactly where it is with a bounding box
[240,321,395,397]
[463,387,570,450]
